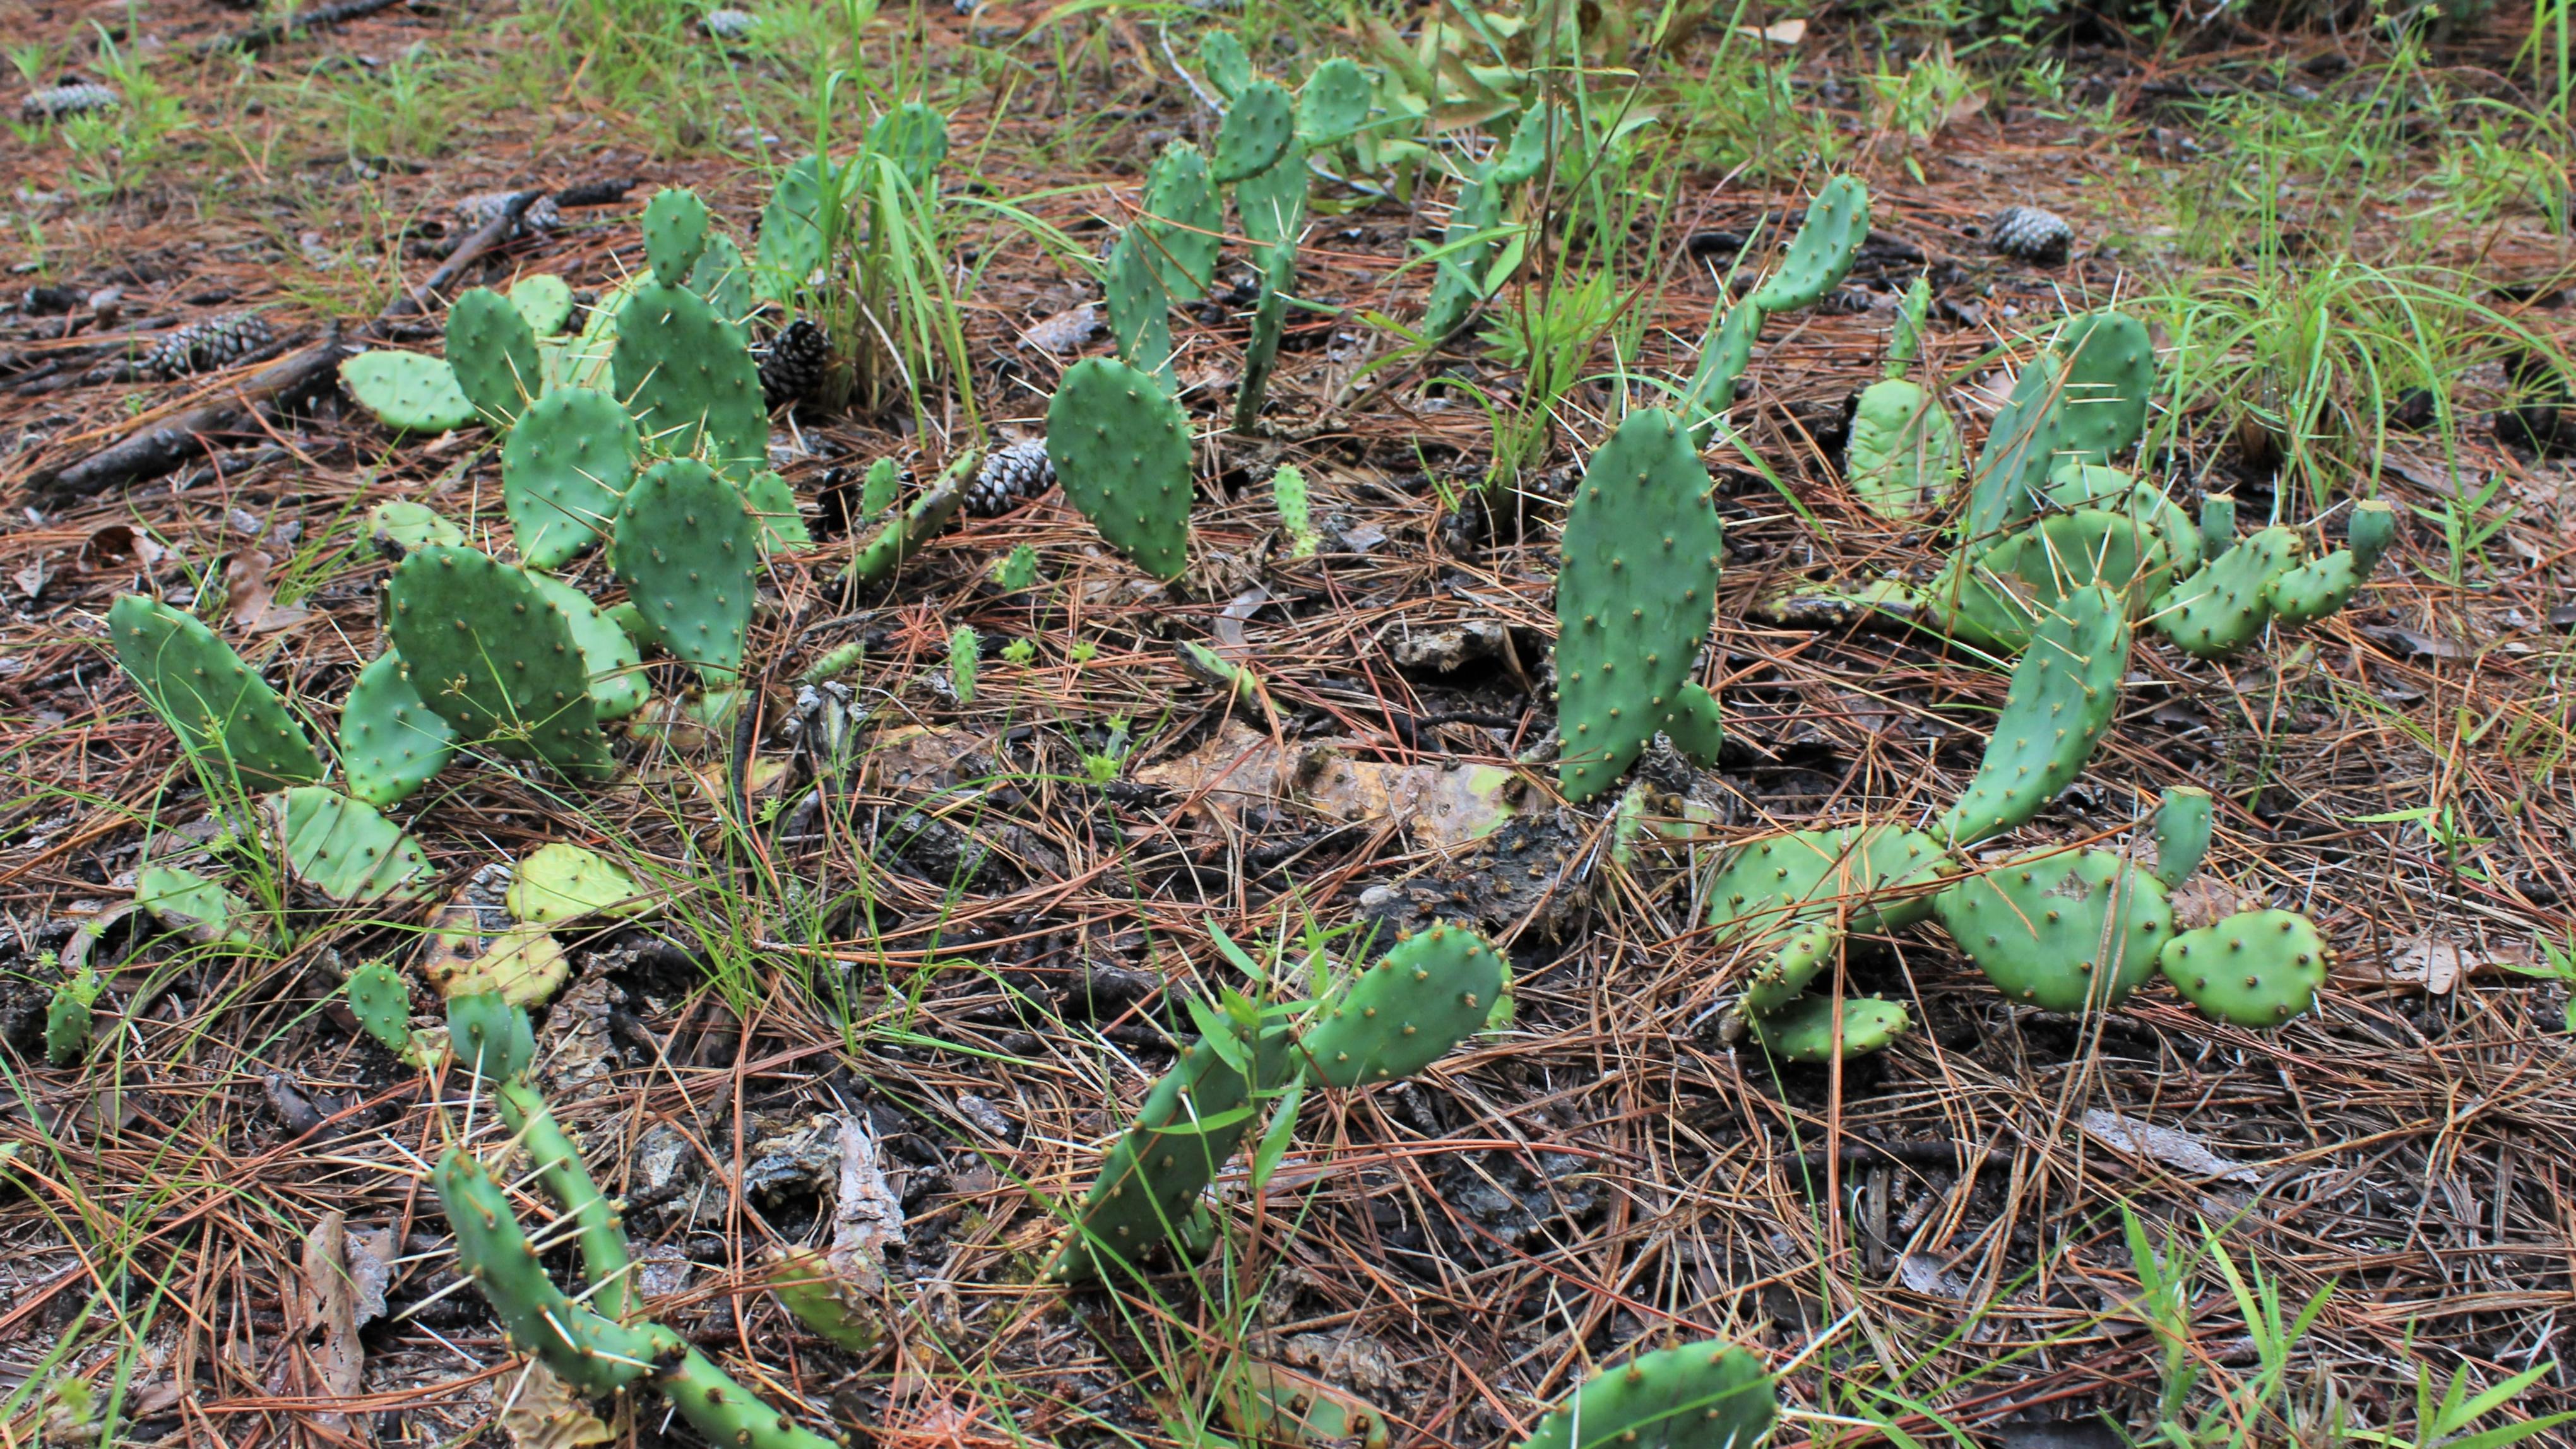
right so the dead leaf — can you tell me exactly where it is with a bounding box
[2166,875,2254,932]
[297,1211,364,1432]
[2080,1109,2258,1184]
[1743,16,1805,42]
[2360,936,2510,995]
[1291,749,1519,850]
[863,724,994,794]
[434,928,567,1007]
[222,550,311,633]
[497,1362,614,1449]
[1133,719,1293,826]
[537,974,624,1101]
[15,559,49,599]
[1898,1253,1973,1298]
[1018,303,1098,355]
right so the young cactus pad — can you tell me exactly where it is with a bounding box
[612,280,768,482]
[444,287,540,427]
[1746,992,1910,1063]
[339,350,477,434]
[109,594,325,791]
[1936,583,2128,846]
[1142,142,1221,300]
[2159,909,2331,1027]
[2152,526,2305,659]
[1707,825,1955,940]
[268,787,432,904]
[1552,408,1723,803]
[612,458,759,686]
[506,842,648,925]
[1297,922,1504,1086]
[1105,229,1175,384]
[1748,175,1868,313]
[1047,357,1194,581]
[1211,80,1295,184]
[339,651,459,808]
[45,973,98,1069]
[1516,1340,1776,1449]
[502,386,639,570]
[1930,850,2173,1013]
[2151,786,2213,889]
[384,547,613,779]
[641,187,712,286]
[345,960,413,1055]
[1844,377,1959,520]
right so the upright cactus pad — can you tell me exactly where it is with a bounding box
[1211,81,1296,184]
[2159,909,2332,1027]
[742,469,812,554]
[1105,229,1175,384]
[1297,57,1372,146]
[509,273,575,336]
[1937,584,2128,846]
[1931,850,2172,1013]
[1961,507,2184,641]
[339,350,478,434]
[1964,349,2065,541]
[109,594,325,791]
[1682,300,1760,448]
[1142,141,1221,300]
[2151,786,2213,889]
[2346,497,2397,572]
[755,155,832,292]
[2197,492,2237,562]
[1746,992,1910,1063]
[1707,825,1955,940]
[340,651,458,808]
[384,546,612,779]
[1845,377,1959,520]
[687,232,754,321]
[642,187,712,286]
[1552,409,1723,803]
[869,102,951,189]
[447,990,535,1080]
[612,281,769,482]
[269,787,432,903]
[1297,922,1504,1086]
[2045,312,2155,473]
[1748,175,1868,313]
[1885,274,1932,376]
[444,287,540,427]
[503,386,639,569]
[1047,357,1194,581]
[1516,1340,1776,1449]
[2152,526,2304,659]
[1199,29,1251,97]
[612,458,759,686]
[525,575,648,721]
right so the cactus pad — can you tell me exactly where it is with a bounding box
[384,546,613,779]
[365,500,464,560]
[1297,921,1504,1086]
[1937,584,2128,846]
[1746,992,1910,1063]
[1845,377,1959,519]
[1517,1340,1776,1449]
[642,187,712,287]
[446,991,535,1080]
[2151,786,2212,889]
[612,458,759,685]
[1931,850,2172,1013]
[2045,311,2155,473]
[525,575,648,721]
[1748,175,1868,313]
[1105,229,1174,384]
[1199,30,1251,97]
[741,468,813,554]
[1297,57,1372,146]
[503,386,639,569]
[345,960,414,1054]
[1211,81,1295,184]
[2159,909,2331,1027]
[136,863,263,947]
[1552,408,1723,802]
[1707,824,1956,940]
[1682,300,1761,448]
[869,102,950,188]
[268,786,432,904]
[612,281,769,482]
[509,274,575,336]
[109,594,325,791]
[444,287,541,427]
[1142,141,1221,300]
[766,1248,882,1353]
[2152,526,2304,659]
[433,1150,663,1395]
[687,232,754,321]
[507,841,648,923]
[340,651,458,808]
[339,350,477,434]
[1964,349,2064,541]
[2262,548,2363,627]
[1047,358,1194,581]
[755,155,831,292]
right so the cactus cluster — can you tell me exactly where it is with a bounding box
[2149,499,2394,658]
[1706,825,1949,1060]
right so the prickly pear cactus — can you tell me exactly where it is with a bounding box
[444,287,541,427]
[525,575,648,721]
[1707,825,1955,940]
[1939,508,2183,650]
[506,842,648,924]
[612,458,758,686]
[509,273,575,336]
[502,386,638,570]
[269,787,432,903]
[2151,786,2212,889]
[1199,29,1250,97]
[1963,314,2156,541]
[2159,909,2332,1027]
[1937,584,2128,846]
[1516,1340,1776,1449]
[137,863,263,947]
[45,972,97,1068]
[434,1150,663,1395]
[642,187,712,286]
[755,155,832,295]
[1211,80,1295,184]
[742,469,812,554]
[345,960,414,1055]
[447,990,535,1080]
[612,280,768,483]
[365,500,464,560]
[869,102,950,189]
[339,350,477,434]
[1748,175,1868,313]
[384,545,613,779]
[1420,173,1504,345]
[109,594,326,791]
[1845,377,1959,519]
[1298,922,1504,1086]
[1047,357,1194,581]
[1747,993,1910,1063]
[1552,409,1723,803]
[1964,350,2064,541]
[1142,141,1221,300]
[1682,300,1760,449]
[1931,850,2173,1013]
[340,651,459,808]
[1105,229,1175,384]
[687,232,754,321]
[2152,526,2304,659]
[1737,919,1840,1019]
[1297,57,1371,146]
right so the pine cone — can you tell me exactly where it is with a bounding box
[453,190,561,237]
[758,318,830,408]
[701,8,757,38]
[966,439,1055,517]
[21,83,117,121]
[142,313,276,379]
[1988,205,2072,266]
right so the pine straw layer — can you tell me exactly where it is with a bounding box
[4,3,2576,1445]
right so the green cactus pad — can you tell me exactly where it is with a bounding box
[1237,146,1308,257]
[1682,299,1761,448]
[525,574,648,721]
[1517,1340,1776,1449]
[1142,141,1221,300]
[2045,311,2155,471]
[340,651,458,808]
[1420,172,1505,345]
[844,452,968,587]
[1212,81,1296,184]
[365,500,464,560]
[1845,377,1959,519]
[2151,526,2304,659]
[2159,909,2332,1027]
[1940,507,2183,649]
[2346,497,2397,572]
[1707,824,1956,942]
[2042,463,2204,579]
[432,1149,662,1394]
[1552,408,1723,803]
[45,975,94,1068]
[742,468,812,553]
[2262,548,2363,627]
[1662,680,1724,766]
[1297,57,1372,146]
[686,232,754,322]
[612,280,769,482]
[1932,849,2173,1013]
[1298,921,1504,1086]
[642,187,712,287]
[502,386,639,570]
[1738,918,1839,1019]
[1235,248,1291,432]
[446,991,534,1080]
[1047,357,1194,581]
[2196,492,2237,561]
[492,1076,636,1321]
[1748,175,1868,313]
[509,274,575,336]
[2151,786,2213,888]
[109,594,325,791]
[444,287,541,428]
[869,102,950,188]
[1964,349,2064,541]
[1199,30,1251,98]
[754,155,831,295]
[766,1248,881,1353]
[612,458,759,685]
[339,350,478,434]
[1105,229,1174,385]
[384,545,613,779]
[507,841,649,924]
[136,862,263,947]
[1937,583,2128,846]
[1747,992,1909,1063]
[268,786,432,904]
[345,960,413,1054]
[1885,274,1932,376]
